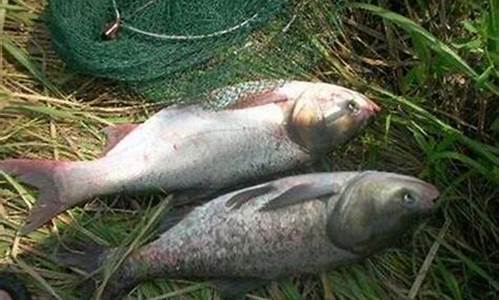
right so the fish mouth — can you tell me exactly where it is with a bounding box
[424,183,440,200]
[365,98,381,114]
[360,98,381,119]
[419,182,440,213]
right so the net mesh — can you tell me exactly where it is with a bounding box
[46,0,289,101]
[47,0,349,103]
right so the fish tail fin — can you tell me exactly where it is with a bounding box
[0,159,72,234]
[56,239,109,274]
[55,239,110,299]
[56,240,139,300]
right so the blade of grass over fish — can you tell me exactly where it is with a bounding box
[96,196,172,299]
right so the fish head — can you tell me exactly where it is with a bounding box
[286,82,379,154]
[326,171,439,256]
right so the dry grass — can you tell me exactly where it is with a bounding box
[0,0,498,299]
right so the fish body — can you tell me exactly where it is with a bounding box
[0,81,380,233]
[129,173,359,279]
[96,104,308,191]
[65,171,438,299]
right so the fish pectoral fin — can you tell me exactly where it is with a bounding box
[226,179,341,211]
[226,185,275,210]
[102,123,138,155]
[212,278,267,300]
[259,182,341,212]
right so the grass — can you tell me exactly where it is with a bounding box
[0,0,498,299]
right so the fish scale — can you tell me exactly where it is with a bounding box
[0,80,379,234]
[69,171,438,299]
[109,173,359,286]
[100,105,307,191]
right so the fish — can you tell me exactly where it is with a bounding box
[0,81,380,234]
[56,171,439,299]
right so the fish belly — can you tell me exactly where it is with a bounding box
[135,200,358,280]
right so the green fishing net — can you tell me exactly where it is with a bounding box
[46,0,291,101]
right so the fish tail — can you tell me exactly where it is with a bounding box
[55,239,109,299]
[100,270,141,300]
[56,240,142,300]
[56,239,109,274]
[0,159,75,234]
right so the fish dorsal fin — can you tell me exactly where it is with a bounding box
[227,90,288,109]
[101,124,138,155]
[203,80,289,110]
[226,177,340,211]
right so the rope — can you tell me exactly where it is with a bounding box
[110,0,259,41]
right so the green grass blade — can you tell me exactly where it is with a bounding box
[430,232,499,291]
[352,2,498,95]
[2,36,59,94]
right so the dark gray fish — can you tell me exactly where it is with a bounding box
[59,171,439,299]
[0,81,379,234]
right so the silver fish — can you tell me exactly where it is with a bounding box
[0,81,379,234]
[59,171,439,299]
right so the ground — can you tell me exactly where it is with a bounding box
[0,0,498,299]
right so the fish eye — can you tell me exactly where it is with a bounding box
[402,193,417,207]
[347,100,360,115]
